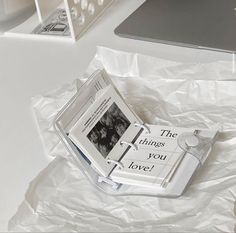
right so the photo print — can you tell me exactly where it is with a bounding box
[87,103,131,158]
[33,9,70,36]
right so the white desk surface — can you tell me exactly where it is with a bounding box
[0,0,234,231]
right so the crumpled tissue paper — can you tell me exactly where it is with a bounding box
[9,47,236,232]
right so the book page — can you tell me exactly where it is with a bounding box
[68,85,142,177]
[59,70,111,132]
[111,125,195,187]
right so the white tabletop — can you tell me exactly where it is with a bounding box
[0,0,234,231]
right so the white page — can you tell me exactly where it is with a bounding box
[111,125,196,187]
[57,70,111,132]
[69,85,142,177]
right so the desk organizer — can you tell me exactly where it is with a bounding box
[4,0,113,41]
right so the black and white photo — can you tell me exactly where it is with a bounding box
[87,103,130,158]
[33,9,70,36]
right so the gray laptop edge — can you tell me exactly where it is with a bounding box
[115,0,236,53]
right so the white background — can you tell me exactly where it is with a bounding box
[0,0,234,231]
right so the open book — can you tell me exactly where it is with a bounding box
[64,70,218,191]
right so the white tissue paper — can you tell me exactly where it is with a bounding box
[9,47,236,232]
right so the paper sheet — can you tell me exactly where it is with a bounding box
[9,47,236,232]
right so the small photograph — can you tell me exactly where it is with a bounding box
[87,103,130,158]
[38,22,68,35]
[33,9,70,36]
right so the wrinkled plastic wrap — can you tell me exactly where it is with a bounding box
[9,47,236,232]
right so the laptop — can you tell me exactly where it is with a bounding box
[115,0,236,53]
